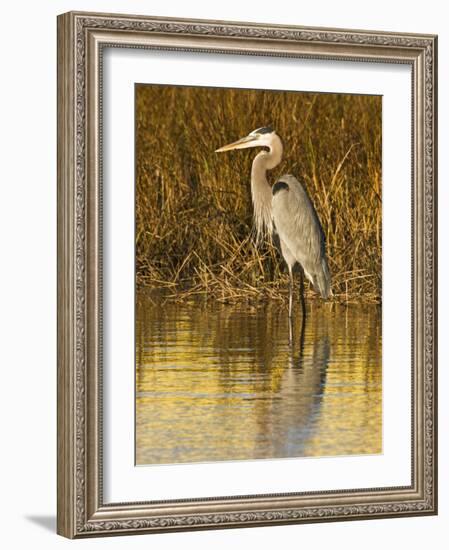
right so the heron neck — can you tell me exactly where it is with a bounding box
[251,136,283,183]
[250,139,283,240]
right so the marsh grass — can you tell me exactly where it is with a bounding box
[136,85,381,303]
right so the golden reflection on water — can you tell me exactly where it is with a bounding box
[136,293,382,465]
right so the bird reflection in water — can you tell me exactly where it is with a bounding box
[259,308,330,460]
[135,294,380,466]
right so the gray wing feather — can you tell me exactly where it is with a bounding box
[271,174,331,299]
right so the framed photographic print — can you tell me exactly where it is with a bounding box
[57,11,438,538]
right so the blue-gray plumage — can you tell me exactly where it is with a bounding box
[216,127,331,320]
[271,175,331,300]
[253,126,273,135]
[272,181,289,195]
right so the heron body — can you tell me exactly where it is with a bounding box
[271,174,331,300]
[216,127,331,318]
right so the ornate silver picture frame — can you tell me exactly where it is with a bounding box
[57,11,437,538]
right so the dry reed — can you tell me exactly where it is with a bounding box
[136,85,382,303]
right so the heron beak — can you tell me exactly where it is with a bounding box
[215,135,258,152]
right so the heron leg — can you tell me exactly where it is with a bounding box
[288,267,294,346]
[288,315,293,347]
[299,266,307,320]
[298,306,306,356]
[288,267,294,319]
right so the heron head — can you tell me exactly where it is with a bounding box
[215,126,276,153]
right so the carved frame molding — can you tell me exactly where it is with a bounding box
[57,11,437,538]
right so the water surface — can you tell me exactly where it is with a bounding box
[136,293,382,465]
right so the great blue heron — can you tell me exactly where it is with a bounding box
[215,126,331,319]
